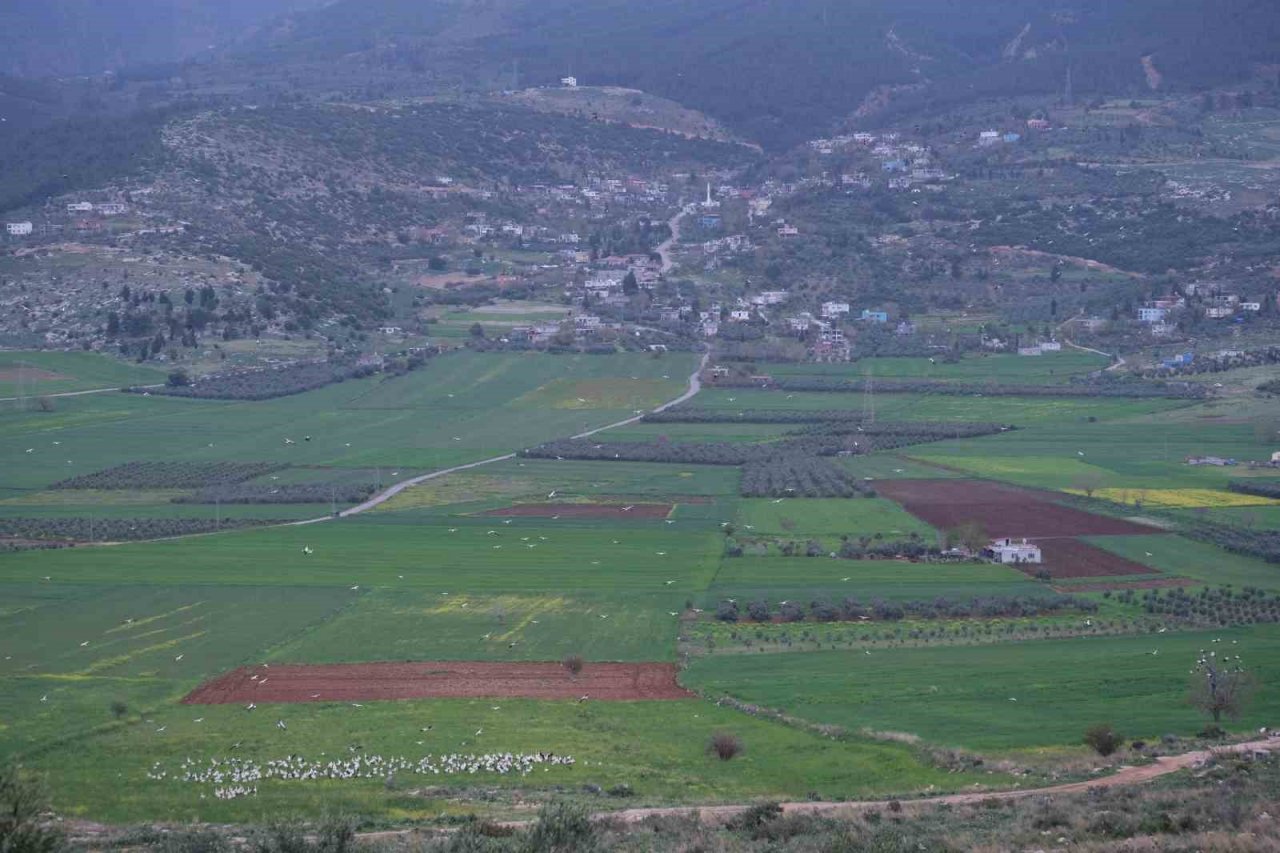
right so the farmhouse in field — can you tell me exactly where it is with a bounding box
[985,538,1042,565]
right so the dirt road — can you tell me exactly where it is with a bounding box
[603,736,1280,824]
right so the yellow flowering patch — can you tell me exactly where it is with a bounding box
[1068,488,1280,508]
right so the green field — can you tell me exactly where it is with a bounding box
[684,624,1280,752]
[1086,535,1280,591]
[0,351,166,398]
[4,345,1280,826]
[0,351,695,492]
[705,557,1039,603]
[693,388,1189,425]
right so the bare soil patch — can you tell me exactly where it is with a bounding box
[481,503,674,519]
[875,480,1161,538]
[184,661,693,705]
[1033,538,1157,579]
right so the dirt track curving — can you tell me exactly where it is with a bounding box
[183,661,694,705]
[875,480,1160,538]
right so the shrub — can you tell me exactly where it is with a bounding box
[708,732,743,761]
[524,802,598,853]
[1083,724,1124,756]
[109,701,128,720]
[746,600,771,622]
[733,802,783,834]
[562,655,584,678]
[715,600,740,623]
[0,763,63,853]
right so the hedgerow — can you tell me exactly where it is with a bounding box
[0,517,280,544]
[50,461,286,490]
[132,362,372,401]
[172,482,376,505]
[128,351,434,402]
[1183,520,1280,564]
[1227,481,1280,500]
[715,594,1096,623]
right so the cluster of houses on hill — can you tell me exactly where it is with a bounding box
[4,200,133,241]
[1136,284,1270,335]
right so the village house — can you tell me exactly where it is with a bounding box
[5,222,33,236]
[1138,304,1169,324]
[754,290,789,306]
[812,329,851,362]
[573,314,602,332]
[986,538,1042,565]
[861,309,889,323]
[729,309,752,322]
[66,201,94,213]
[978,130,1001,146]
[777,223,799,237]
[96,202,127,216]
[822,301,851,318]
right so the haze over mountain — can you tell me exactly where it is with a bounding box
[0,0,325,78]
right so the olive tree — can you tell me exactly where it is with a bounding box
[1189,645,1256,724]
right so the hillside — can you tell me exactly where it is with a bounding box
[221,0,1280,149]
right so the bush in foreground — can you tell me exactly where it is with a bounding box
[1083,724,1124,757]
[709,732,744,761]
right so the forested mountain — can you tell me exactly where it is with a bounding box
[0,0,325,78]
[4,1,1279,149]
[228,0,1280,149]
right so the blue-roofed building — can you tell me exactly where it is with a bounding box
[861,309,889,323]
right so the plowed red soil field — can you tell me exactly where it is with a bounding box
[875,480,1159,538]
[183,661,693,705]
[1034,539,1156,579]
[481,503,673,519]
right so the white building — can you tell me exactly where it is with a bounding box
[561,76,579,88]
[573,314,602,332]
[1138,305,1169,324]
[66,202,94,213]
[987,538,1042,565]
[5,222,33,236]
[96,202,127,216]
[821,301,851,318]
[978,130,1001,146]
